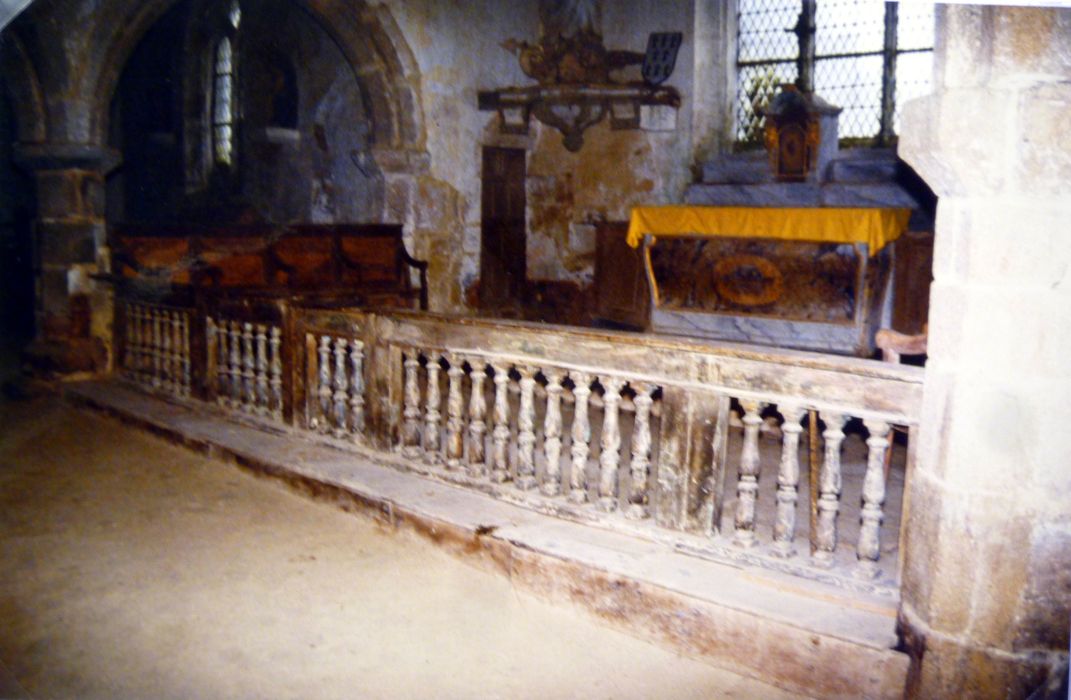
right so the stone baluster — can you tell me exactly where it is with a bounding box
[515,367,537,490]
[424,355,442,459]
[733,399,766,547]
[218,320,228,402]
[467,360,488,476]
[169,311,181,393]
[772,404,804,557]
[123,303,135,374]
[857,419,891,577]
[145,307,155,383]
[205,316,215,387]
[626,383,654,519]
[126,304,139,377]
[131,305,141,379]
[228,321,242,407]
[136,306,146,381]
[568,371,593,504]
[171,311,181,393]
[597,377,625,512]
[269,327,283,420]
[255,324,269,415]
[139,305,150,381]
[147,307,156,382]
[813,411,847,566]
[402,353,422,454]
[151,309,162,388]
[218,319,231,406]
[160,312,173,391]
[242,322,256,411]
[541,369,565,497]
[149,307,159,383]
[348,339,365,440]
[316,335,332,433]
[490,364,512,483]
[445,354,465,469]
[143,308,153,385]
[126,304,137,376]
[332,336,349,437]
[180,313,191,396]
[209,319,222,405]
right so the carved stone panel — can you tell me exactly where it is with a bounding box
[649,238,860,323]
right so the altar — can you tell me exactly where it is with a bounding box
[594,205,913,356]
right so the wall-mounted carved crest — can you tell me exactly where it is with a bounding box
[479,0,680,152]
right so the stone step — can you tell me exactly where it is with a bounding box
[685,181,920,209]
[828,153,900,183]
[699,150,900,186]
[66,379,910,700]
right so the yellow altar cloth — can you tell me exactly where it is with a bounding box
[626,205,911,255]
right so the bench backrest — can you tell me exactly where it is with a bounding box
[111,223,427,309]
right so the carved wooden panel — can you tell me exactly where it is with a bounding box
[891,230,933,335]
[593,221,649,330]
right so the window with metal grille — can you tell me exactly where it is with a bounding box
[211,1,241,166]
[734,0,933,146]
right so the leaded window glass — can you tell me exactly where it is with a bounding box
[734,0,934,145]
[211,0,241,166]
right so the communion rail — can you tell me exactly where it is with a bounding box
[116,299,924,593]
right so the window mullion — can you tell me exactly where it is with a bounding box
[878,2,898,146]
[795,0,816,93]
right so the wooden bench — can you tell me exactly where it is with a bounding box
[110,223,428,310]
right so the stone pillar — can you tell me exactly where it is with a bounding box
[897,6,1071,698]
[14,143,119,373]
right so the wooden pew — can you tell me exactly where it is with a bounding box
[110,223,428,310]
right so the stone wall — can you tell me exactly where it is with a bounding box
[110,0,382,225]
[385,0,695,309]
[898,6,1071,698]
[4,0,704,334]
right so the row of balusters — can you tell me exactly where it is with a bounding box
[123,302,191,397]
[208,318,284,421]
[308,333,366,441]
[731,400,892,576]
[395,350,893,573]
[118,308,895,578]
[397,350,660,519]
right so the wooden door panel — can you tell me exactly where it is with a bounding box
[481,147,527,306]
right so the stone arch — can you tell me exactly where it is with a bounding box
[0,31,46,143]
[87,0,425,155]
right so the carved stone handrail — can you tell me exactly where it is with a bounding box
[114,295,924,592]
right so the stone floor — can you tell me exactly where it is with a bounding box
[0,393,812,699]
[52,380,909,699]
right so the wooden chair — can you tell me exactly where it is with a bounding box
[875,326,927,481]
[875,327,928,364]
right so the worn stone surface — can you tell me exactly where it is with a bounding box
[6,0,706,315]
[1,395,815,700]
[898,5,1071,698]
[66,378,910,699]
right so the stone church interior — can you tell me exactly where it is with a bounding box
[0,0,1068,698]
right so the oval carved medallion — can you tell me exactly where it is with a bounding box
[713,254,784,307]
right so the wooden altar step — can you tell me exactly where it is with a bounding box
[66,379,910,699]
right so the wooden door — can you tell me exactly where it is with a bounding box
[480,147,526,308]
